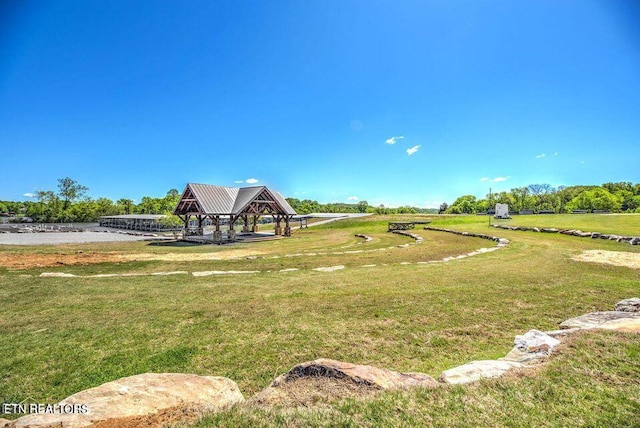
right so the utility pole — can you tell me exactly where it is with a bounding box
[488,187,492,227]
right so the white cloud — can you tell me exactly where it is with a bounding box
[234,180,244,184]
[536,153,546,158]
[480,177,510,183]
[245,178,259,184]
[347,196,359,201]
[23,192,36,198]
[554,152,559,156]
[406,145,421,156]
[385,135,404,145]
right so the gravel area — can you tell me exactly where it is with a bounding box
[0,231,171,246]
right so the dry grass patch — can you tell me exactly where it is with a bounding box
[248,376,382,408]
[572,249,640,269]
[118,249,266,262]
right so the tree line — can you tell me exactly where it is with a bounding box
[3,178,639,223]
[0,178,181,223]
[284,198,437,215]
[443,182,640,214]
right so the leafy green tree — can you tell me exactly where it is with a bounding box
[117,198,134,214]
[66,200,97,222]
[527,184,555,211]
[567,188,622,212]
[158,212,184,238]
[446,195,477,214]
[57,177,88,211]
[510,187,532,212]
[160,189,181,213]
[602,182,633,194]
[94,197,118,217]
[612,189,636,211]
[357,200,369,213]
[627,195,640,211]
[137,196,161,214]
[31,190,62,222]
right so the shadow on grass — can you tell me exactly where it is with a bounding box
[147,240,203,247]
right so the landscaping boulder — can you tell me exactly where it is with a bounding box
[501,329,561,364]
[439,360,523,384]
[615,298,640,313]
[13,373,243,428]
[1,418,12,427]
[559,311,640,333]
[250,358,437,407]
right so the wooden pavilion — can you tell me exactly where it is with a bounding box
[173,183,297,242]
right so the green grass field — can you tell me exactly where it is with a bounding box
[1,214,639,426]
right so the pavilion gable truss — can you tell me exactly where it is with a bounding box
[173,183,296,238]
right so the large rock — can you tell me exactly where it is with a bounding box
[439,360,523,384]
[615,298,640,313]
[250,358,437,406]
[13,373,243,428]
[0,418,12,427]
[501,329,561,364]
[560,311,640,333]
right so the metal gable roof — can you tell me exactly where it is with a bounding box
[232,186,265,213]
[178,183,296,216]
[187,183,238,214]
[270,190,297,215]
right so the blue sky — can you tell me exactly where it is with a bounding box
[1,1,639,208]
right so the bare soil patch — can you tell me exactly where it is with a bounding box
[572,250,640,269]
[0,252,121,269]
[88,405,204,428]
[0,249,265,270]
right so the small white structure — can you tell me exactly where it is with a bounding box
[494,203,510,219]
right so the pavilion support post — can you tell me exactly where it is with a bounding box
[242,214,250,233]
[275,215,282,236]
[197,215,204,236]
[252,215,259,233]
[213,215,222,242]
[284,216,291,236]
[182,215,190,237]
[228,215,236,240]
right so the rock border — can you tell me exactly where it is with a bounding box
[490,224,640,245]
[34,229,510,279]
[5,298,638,427]
[390,230,424,244]
[354,233,373,243]
[424,226,510,248]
